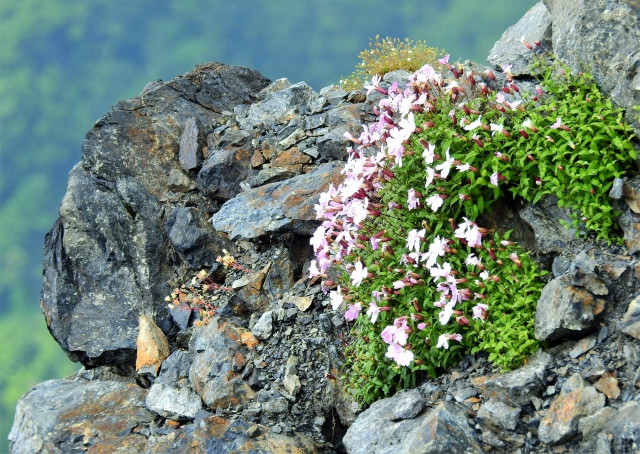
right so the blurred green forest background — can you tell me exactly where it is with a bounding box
[0,0,536,450]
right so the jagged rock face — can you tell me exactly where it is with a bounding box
[12,1,640,453]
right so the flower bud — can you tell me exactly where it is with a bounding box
[485,70,496,81]
[519,129,529,139]
[520,37,534,50]
[462,104,471,115]
[457,316,470,326]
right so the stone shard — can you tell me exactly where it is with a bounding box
[136,314,170,377]
[239,81,315,129]
[179,116,203,170]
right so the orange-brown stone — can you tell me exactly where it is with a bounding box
[135,314,170,375]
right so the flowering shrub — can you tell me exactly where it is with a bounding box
[166,250,250,326]
[312,42,636,404]
[340,35,444,91]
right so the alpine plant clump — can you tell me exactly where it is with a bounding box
[310,39,636,404]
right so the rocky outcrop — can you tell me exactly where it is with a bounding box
[10,1,640,453]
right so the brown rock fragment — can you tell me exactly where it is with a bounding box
[136,314,170,376]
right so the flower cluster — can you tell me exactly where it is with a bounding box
[312,41,635,404]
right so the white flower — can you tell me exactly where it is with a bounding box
[464,115,483,131]
[426,194,444,212]
[350,261,368,287]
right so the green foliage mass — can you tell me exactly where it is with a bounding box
[325,52,635,404]
[0,1,536,450]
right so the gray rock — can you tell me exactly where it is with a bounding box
[390,388,426,421]
[278,128,306,149]
[488,2,552,75]
[578,401,640,445]
[167,168,196,192]
[189,318,256,409]
[538,373,606,444]
[536,275,605,342]
[42,167,164,366]
[471,351,552,407]
[156,350,192,385]
[263,395,290,414]
[518,195,577,255]
[146,382,202,420]
[569,250,609,296]
[165,206,229,268]
[196,145,255,201]
[9,379,153,454]
[283,355,301,396]
[240,81,316,129]
[343,401,480,454]
[41,63,270,367]
[620,293,640,339]
[210,161,344,239]
[251,311,273,340]
[476,398,521,431]
[245,167,298,188]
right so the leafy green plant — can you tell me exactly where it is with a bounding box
[340,35,444,91]
[312,43,637,404]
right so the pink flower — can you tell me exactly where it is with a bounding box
[472,303,489,321]
[366,301,381,324]
[417,322,427,330]
[344,302,362,321]
[454,217,483,248]
[436,333,463,349]
[407,188,420,210]
[329,287,344,310]
[549,117,563,129]
[380,318,410,346]
[438,54,450,65]
[350,261,368,287]
[385,343,414,366]
[490,172,499,186]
